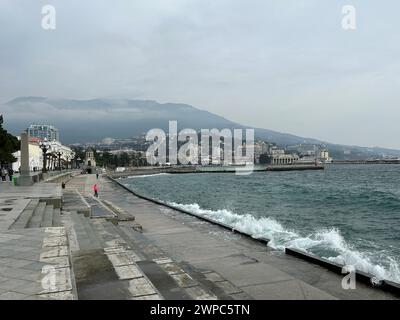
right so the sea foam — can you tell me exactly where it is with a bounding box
[127,173,171,179]
[167,201,400,284]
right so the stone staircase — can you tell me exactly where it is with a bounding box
[9,199,62,230]
[0,196,77,300]
[1,185,249,300]
[59,206,248,300]
[1,183,252,300]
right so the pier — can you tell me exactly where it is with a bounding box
[109,164,324,179]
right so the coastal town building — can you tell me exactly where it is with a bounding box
[48,140,75,169]
[319,149,332,162]
[270,153,299,165]
[27,124,60,142]
[12,136,43,172]
[12,136,74,172]
[260,145,300,165]
[254,141,269,163]
[83,148,97,173]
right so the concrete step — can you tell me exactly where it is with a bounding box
[116,224,223,300]
[78,215,104,249]
[71,248,131,299]
[10,199,40,229]
[53,208,62,227]
[41,204,54,227]
[62,190,91,216]
[69,212,101,251]
[26,201,47,228]
[100,222,195,299]
[90,219,123,246]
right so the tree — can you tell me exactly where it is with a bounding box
[0,115,19,167]
[95,150,113,168]
[119,152,130,167]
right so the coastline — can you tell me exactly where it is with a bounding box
[109,173,400,296]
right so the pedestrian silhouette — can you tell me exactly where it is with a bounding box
[93,184,98,197]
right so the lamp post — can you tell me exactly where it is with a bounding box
[39,138,49,173]
[57,151,62,171]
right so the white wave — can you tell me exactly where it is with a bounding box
[167,201,400,284]
[126,173,171,179]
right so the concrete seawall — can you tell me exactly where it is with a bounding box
[109,174,400,298]
[109,164,324,179]
[285,248,400,295]
[108,176,270,246]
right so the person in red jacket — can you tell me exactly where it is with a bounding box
[93,184,98,197]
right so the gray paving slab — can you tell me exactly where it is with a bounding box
[71,249,129,299]
[98,175,400,300]
[0,291,28,300]
[136,260,191,300]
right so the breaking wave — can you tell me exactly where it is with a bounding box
[127,173,171,179]
[167,202,400,284]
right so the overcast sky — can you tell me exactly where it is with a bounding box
[1,1,400,148]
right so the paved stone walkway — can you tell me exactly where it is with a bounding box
[0,227,76,300]
[71,173,399,300]
[1,173,399,300]
[0,182,76,300]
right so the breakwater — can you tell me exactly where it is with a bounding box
[109,164,324,179]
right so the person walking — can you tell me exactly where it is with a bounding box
[0,168,4,182]
[7,168,13,182]
[96,173,99,179]
[1,167,7,181]
[93,184,99,198]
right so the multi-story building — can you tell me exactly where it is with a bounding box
[12,137,74,172]
[318,149,332,163]
[254,141,269,163]
[27,124,60,142]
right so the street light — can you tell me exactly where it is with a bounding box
[39,138,50,173]
[57,151,62,171]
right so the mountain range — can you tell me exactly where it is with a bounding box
[2,97,400,159]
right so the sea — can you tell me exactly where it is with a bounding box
[121,164,400,283]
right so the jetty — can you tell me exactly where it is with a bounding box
[110,164,324,179]
[0,172,399,300]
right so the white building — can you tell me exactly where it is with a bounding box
[12,137,74,172]
[267,145,299,165]
[12,137,43,172]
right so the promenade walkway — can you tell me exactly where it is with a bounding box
[0,173,398,300]
[67,174,398,300]
[0,183,76,299]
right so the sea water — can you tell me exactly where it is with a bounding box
[122,164,400,283]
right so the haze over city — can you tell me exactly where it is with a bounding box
[1,1,400,148]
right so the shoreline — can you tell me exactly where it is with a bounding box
[108,173,400,296]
